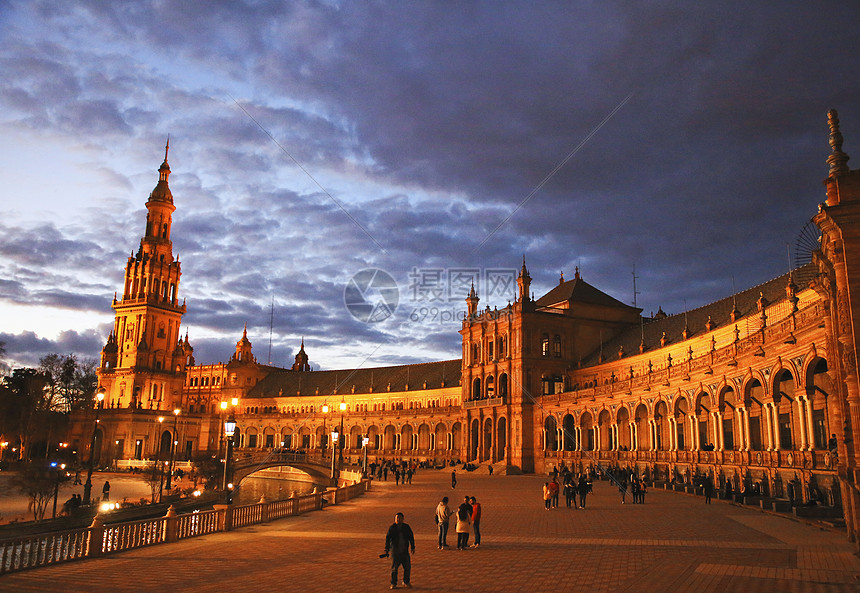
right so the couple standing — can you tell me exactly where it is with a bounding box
[435,495,481,549]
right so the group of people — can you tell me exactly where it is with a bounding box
[374,460,417,485]
[60,493,83,516]
[544,472,592,509]
[435,494,481,550]
[385,494,483,589]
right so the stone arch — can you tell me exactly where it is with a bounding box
[743,378,766,451]
[562,413,576,451]
[470,418,479,459]
[434,422,447,451]
[544,415,558,451]
[418,422,432,450]
[634,403,649,450]
[451,421,463,453]
[806,357,831,449]
[383,424,397,450]
[482,417,493,461]
[616,405,631,450]
[401,424,415,451]
[496,416,507,462]
[653,399,669,450]
[718,385,739,450]
[598,408,612,450]
[580,411,594,451]
[367,424,380,450]
[773,368,797,450]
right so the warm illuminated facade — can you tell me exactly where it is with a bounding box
[67,112,860,548]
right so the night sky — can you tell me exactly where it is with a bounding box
[2,1,859,373]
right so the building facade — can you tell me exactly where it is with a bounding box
[68,112,860,548]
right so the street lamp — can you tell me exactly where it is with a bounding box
[82,389,105,506]
[114,440,120,471]
[224,414,237,502]
[51,462,66,519]
[337,400,346,474]
[321,404,330,458]
[157,416,165,502]
[166,408,180,490]
[330,429,339,483]
[362,436,370,476]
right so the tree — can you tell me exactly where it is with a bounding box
[14,462,59,522]
[39,354,98,412]
[191,454,223,490]
[0,368,49,461]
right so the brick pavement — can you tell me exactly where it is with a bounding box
[3,470,859,592]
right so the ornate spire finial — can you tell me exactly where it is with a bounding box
[164,136,170,163]
[574,266,580,280]
[559,270,564,285]
[243,323,248,338]
[827,109,849,177]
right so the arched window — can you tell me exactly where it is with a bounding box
[553,335,561,357]
[541,334,550,356]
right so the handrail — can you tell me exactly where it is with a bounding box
[0,479,371,575]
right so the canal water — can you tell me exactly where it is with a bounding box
[232,465,325,505]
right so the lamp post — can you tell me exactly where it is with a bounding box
[82,389,105,506]
[321,404,330,459]
[166,408,180,490]
[330,429,339,483]
[51,462,66,519]
[337,400,346,474]
[157,416,165,502]
[362,436,369,476]
[219,401,228,467]
[224,414,237,502]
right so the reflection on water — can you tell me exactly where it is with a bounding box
[234,475,324,505]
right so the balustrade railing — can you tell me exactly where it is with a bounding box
[0,479,370,576]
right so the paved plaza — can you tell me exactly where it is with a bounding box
[3,469,859,592]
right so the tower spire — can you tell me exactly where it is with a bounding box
[827,109,850,178]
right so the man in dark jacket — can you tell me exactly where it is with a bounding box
[384,512,415,589]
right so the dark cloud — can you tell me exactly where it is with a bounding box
[1,1,859,371]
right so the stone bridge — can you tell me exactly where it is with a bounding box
[230,451,333,485]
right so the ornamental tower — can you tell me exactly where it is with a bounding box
[98,141,193,410]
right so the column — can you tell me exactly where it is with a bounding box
[649,419,656,451]
[804,396,816,450]
[668,418,676,450]
[795,393,809,450]
[630,421,638,451]
[689,416,699,450]
[714,411,724,450]
[771,403,782,451]
[612,423,619,450]
[763,404,775,451]
[739,407,750,451]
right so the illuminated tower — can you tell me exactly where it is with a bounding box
[98,141,192,410]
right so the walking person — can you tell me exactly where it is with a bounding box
[102,480,111,501]
[470,496,482,547]
[549,477,560,508]
[383,512,415,589]
[451,470,457,489]
[619,477,627,504]
[563,474,574,508]
[456,496,472,549]
[703,476,714,504]
[543,482,552,510]
[435,496,452,549]
[578,474,589,508]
